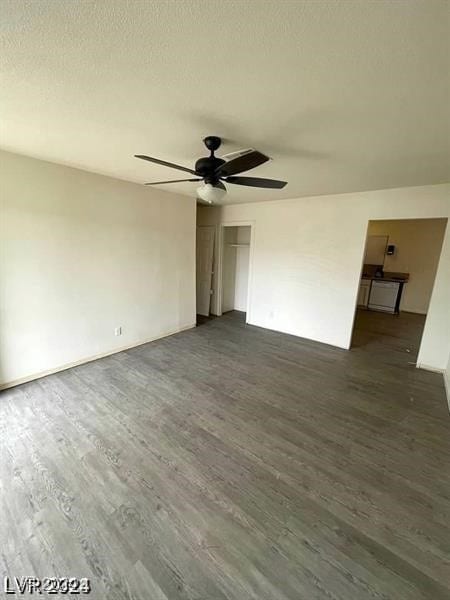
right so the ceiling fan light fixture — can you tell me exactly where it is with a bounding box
[196,183,226,204]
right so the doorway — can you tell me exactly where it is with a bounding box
[220,225,252,318]
[351,218,447,364]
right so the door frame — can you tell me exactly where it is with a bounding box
[217,220,255,323]
[196,225,215,316]
[349,217,448,363]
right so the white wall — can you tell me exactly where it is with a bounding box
[367,219,447,314]
[198,183,450,372]
[0,151,196,387]
[417,225,450,372]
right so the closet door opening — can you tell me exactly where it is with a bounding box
[221,225,251,318]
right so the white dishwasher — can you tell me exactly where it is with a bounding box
[368,280,400,313]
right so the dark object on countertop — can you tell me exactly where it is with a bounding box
[362,264,409,283]
[375,266,384,278]
[362,264,383,278]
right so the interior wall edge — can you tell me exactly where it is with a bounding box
[416,363,445,374]
[217,182,450,212]
[0,322,197,391]
[246,318,350,351]
[444,372,450,413]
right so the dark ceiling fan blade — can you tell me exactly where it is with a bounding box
[145,178,201,185]
[215,150,270,177]
[226,176,287,189]
[214,181,226,190]
[135,155,197,175]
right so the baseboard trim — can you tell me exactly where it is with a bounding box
[0,323,196,391]
[246,318,349,350]
[416,363,444,374]
[417,363,449,414]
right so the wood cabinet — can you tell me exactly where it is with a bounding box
[364,235,388,265]
[357,279,371,307]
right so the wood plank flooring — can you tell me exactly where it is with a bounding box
[1,310,449,599]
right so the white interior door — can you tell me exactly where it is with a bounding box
[196,226,215,316]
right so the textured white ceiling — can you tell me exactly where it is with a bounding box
[1,0,449,204]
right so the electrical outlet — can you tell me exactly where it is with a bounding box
[114,327,122,336]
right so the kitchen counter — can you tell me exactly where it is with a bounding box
[362,271,409,283]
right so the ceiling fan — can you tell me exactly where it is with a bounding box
[135,136,287,203]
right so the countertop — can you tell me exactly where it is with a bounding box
[361,272,409,283]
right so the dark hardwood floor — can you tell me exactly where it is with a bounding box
[1,311,449,599]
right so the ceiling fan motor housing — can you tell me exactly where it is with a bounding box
[195,156,225,182]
